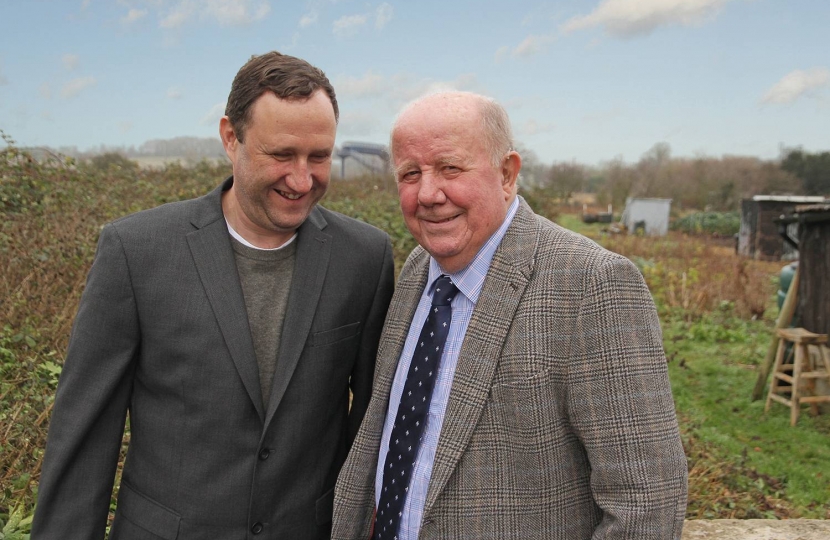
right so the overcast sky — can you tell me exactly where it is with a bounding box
[0,0,827,165]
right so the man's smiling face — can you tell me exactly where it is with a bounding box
[221,89,336,247]
[393,94,516,273]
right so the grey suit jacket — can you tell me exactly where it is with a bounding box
[333,199,687,540]
[33,178,395,540]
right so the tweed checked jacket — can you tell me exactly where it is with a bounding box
[333,199,688,540]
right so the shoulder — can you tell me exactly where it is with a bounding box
[532,211,633,272]
[315,205,391,247]
[105,186,219,246]
[509,206,641,293]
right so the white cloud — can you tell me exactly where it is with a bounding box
[335,71,386,98]
[375,3,393,30]
[61,76,97,98]
[515,34,556,58]
[496,34,556,62]
[299,12,317,27]
[122,8,148,24]
[339,110,383,137]
[206,0,270,26]
[160,0,270,29]
[388,72,481,104]
[561,0,732,38]
[167,86,183,99]
[40,82,52,98]
[160,2,193,29]
[761,68,830,104]
[520,118,556,136]
[63,54,80,71]
[332,71,482,131]
[333,14,368,37]
[201,101,226,126]
[81,0,92,10]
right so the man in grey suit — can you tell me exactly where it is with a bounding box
[333,92,687,539]
[33,52,394,539]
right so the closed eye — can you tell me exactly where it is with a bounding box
[309,153,331,163]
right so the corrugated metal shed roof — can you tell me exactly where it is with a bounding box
[751,195,826,203]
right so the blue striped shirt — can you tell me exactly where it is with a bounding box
[375,197,519,540]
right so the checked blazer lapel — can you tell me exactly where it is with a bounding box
[373,249,431,409]
[263,207,331,428]
[187,180,265,421]
[333,248,429,534]
[423,200,539,517]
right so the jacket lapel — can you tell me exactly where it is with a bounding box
[186,179,265,421]
[423,200,539,515]
[263,207,331,428]
[373,248,430,404]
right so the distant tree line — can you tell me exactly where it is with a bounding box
[12,132,830,213]
[519,143,829,212]
[29,136,227,161]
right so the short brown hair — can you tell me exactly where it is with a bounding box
[225,51,338,142]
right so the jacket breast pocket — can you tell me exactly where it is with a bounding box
[112,481,181,540]
[307,321,361,348]
[486,368,561,445]
[489,367,554,404]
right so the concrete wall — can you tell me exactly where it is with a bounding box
[683,520,830,539]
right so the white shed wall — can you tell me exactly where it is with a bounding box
[622,198,672,236]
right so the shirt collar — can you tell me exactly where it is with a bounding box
[427,197,519,304]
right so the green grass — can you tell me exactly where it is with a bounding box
[665,316,830,517]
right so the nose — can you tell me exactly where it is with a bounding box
[285,159,313,193]
[417,171,447,206]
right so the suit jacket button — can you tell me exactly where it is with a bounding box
[251,522,264,534]
[258,448,270,460]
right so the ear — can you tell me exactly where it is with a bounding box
[219,116,239,162]
[501,150,522,198]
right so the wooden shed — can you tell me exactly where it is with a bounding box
[780,204,830,336]
[738,196,826,260]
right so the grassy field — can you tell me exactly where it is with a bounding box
[1,141,828,535]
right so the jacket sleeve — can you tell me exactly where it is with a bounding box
[347,236,394,447]
[567,256,688,540]
[32,223,140,540]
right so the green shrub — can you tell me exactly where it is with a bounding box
[671,211,740,236]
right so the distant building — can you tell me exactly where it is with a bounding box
[620,198,672,236]
[738,196,826,260]
[335,141,389,179]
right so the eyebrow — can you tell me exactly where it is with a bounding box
[394,161,417,176]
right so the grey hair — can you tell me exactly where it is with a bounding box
[388,91,515,171]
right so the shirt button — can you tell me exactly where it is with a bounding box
[258,448,270,461]
[251,522,264,534]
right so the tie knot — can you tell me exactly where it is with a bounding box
[431,275,457,307]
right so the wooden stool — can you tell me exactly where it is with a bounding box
[765,328,830,426]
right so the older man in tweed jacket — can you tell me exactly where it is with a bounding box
[332,91,687,540]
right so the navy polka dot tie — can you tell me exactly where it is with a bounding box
[373,275,458,540]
